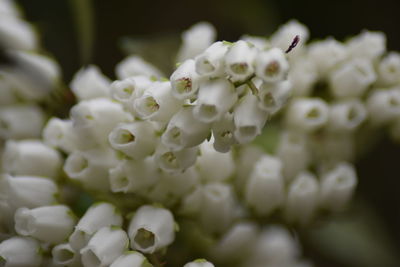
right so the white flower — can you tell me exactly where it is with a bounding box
[0,237,42,267]
[154,144,198,173]
[108,121,158,159]
[245,155,284,216]
[52,243,81,267]
[258,80,292,114]
[170,59,200,99]
[347,30,386,60]
[64,148,117,191]
[366,87,400,126]
[128,205,175,254]
[0,105,45,140]
[0,16,37,50]
[177,22,216,62]
[70,98,132,148]
[255,48,289,83]
[15,205,76,244]
[377,52,400,86]
[194,78,237,123]
[224,40,257,82]
[195,41,229,77]
[134,81,182,122]
[196,141,235,182]
[110,76,151,104]
[233,93,268,144]
[327,99,367,132]
[162,106,210,150]
[285,172,319,225]
[319,162,357,211]
[308,38,348,76]
[211,112,237,153]
[285,98,329,132]
[329,58,376,98]
[109,157,159,193]
[183,259,215,267]
[288,58,318,96]
[210,222,259,264]
[115,55,163,79]
[80,226,129,267]
[42,118,78,153]
[69,202,123,251]
[70,65,111,100]
[5,175,58,210]
[2,139,61,178]
[110,251,151,267]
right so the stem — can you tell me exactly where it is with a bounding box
[246,80,259,95]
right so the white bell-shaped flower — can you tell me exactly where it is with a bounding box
[52,243,81,267]
[195,41,229,78]
[0,105,44,140]
[15,205,76,244]
[224,40,257,82]
[194,78,237,123]
[69,202,123,251]
[0,237,42,267]
[115,55,163,79]
[183,259,215,267]
[327,99,367,132]
[2,139,61,178]
[110,251,151,267]
[42,118,78,153]
[5,175,58,210]
[285,172,319,225]
[233,93,268,144]
[347,30,386,60]
[288,58,318,96]
[109,121,158,159]
[285,98,329,132]
[245,155,284,216]
[154,143,198,173]
[128,205,175,254]
[177,22,216,62]
[366,87,400,126]
[70,65,111,100]
[211,112,237,153]
[258,80,292,114]
[170,59,201,100]
[377,52,400,86]
[0,16,37,50]
[80,226,129,267]
[134,81,182,123]
[255,48,289,83]
[162,106,210,150]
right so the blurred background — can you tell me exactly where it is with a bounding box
[15,0,400,266]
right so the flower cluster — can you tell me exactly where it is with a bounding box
[1,1,400,265]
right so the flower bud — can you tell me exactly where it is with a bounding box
[2,140,61,178]
[224,40,256,82]
[81,226,129,267]
[0,105,44,140]
[128,205,175,254]
[70,65,111,100]
[285,98,329,132]
[245,155,284,216]
[233,94,268,143]
[15,205,76,244]
[177,22,216,62]
[255,48,289,83]
[329,58,376,98]
[116,55,163,79]
[134,81,182,122]
[109,121,158,159]
[0,16,37,50]
[195,41,228,77]
[162,106,210,150]
[69,202,123,251]
[0,237,42,267]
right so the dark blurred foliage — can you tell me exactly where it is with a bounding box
[16,0,400,266]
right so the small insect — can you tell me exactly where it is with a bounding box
[285,35,300,53]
